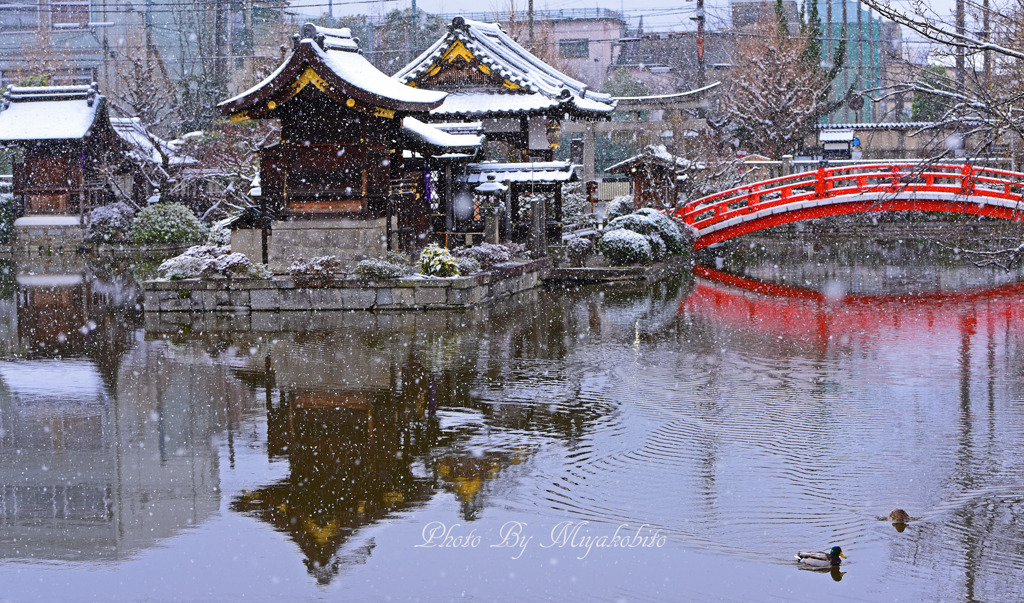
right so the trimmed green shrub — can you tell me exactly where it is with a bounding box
[605,196,634,220]
[129,203,207,246]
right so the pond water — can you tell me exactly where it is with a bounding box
[1,240,1024,601]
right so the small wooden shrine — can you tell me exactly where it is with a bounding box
[394,17,615,249]
[0,83,123,218]
[218,23,482,270]
[606,145,687,209]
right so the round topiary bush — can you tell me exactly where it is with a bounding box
[605,196,635,221]
[129,203,207,246]
[634,208,686,254]
[419,243,459,277]
[599,229,653,266]
[85,202,136,245]
[565,236,595,267]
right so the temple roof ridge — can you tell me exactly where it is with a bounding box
[394,16,614,114]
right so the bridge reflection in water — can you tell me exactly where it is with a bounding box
[683,264,1024,353]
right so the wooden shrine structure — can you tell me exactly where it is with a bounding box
[394,17,615,250]
[605,145,689,209]
[0,84,123,219]
[218,23,482,270]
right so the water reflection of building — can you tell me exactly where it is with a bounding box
[233,389,437,584]
[0,257,229,561]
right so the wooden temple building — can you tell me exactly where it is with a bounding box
[218,23,482,271]
[394,17,616,247]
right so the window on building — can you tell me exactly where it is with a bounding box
[50,0,90,28]
[559,38,589,59]
[0,0,40,32]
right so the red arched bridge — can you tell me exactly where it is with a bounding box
[672,163,1024,250]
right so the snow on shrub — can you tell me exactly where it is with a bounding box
[157,245,270,280]
[605,196,635,220]
[207,224,231,246]
[456,243,512,270]
[288,256,342,285]
[355,254,409,280]
[85,202,136,245]
[455,255,482,275]
[599,229,653,266]
[565,236,594,267]
[130,202,207,246]
[419,244,459,277]
[606,213,657,236]
[634,208,686,254]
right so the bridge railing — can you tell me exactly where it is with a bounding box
[677,162,1024,232]
[740,157,1015,184]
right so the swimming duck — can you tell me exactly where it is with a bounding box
[796,546,846,567]
[887,509,910,522]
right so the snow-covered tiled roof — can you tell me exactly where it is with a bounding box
[463,161,579,184]
[219,23,446,117]
[110,117,195,166]
[0,84,104,142]
[402,116,483,153]
[819,129,855,142]
[430,91,560,116]
[395,17,615,117]
[605,145,691,173]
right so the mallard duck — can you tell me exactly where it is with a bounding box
[887,509,910,522]
[796,546,846,567]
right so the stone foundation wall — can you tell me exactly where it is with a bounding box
[248,218,387,273]
[143,258,551,313]
[13,216,84,251]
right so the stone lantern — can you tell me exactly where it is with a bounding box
[474,174,507,245]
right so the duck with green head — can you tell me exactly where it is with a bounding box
[796,546,846,567]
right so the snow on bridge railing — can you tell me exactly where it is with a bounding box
[676,162,1024,235]
[740,157,1015,183]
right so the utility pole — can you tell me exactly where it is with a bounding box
[691,0,705,88]
[529,0,535,49]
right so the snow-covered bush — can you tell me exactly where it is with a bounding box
[419,244,459,277]
[455,255,482,275]
[157,245,270,280]
[207,224,231,246]
[607,213,657,236]
[561,181,590,228]
[0,197,12,244]
[605,196,634,221]
[605,209,689,259]
[599,229,653,266]
[565,236,594,267]
[456,243,512,270]
[288,256,342,285]
[355,255,409,280]
[85,202,136,245]
[130,202,207,246]
[635,208,686,254]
